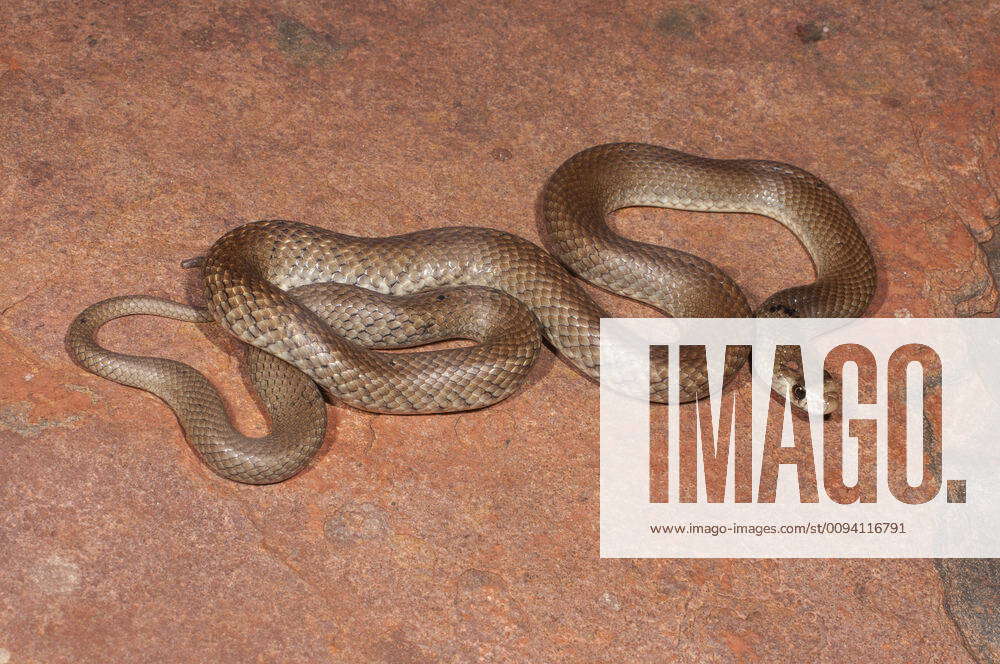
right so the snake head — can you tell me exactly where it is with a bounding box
[775,365,841,418]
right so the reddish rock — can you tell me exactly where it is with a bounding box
[0,0,995,661]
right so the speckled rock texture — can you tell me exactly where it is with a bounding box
[1,1,997,662]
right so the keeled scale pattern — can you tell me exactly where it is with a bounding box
[67,143,876,482]
[542,143,877,400]
[65,296,327,484]
[65,287,541,483]
[202,221,603,413]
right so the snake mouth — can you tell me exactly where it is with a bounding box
[801,383,841,418]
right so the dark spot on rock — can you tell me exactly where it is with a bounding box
[655,568,689,595]
[655,5,713,39]
[795,21,828,43]
[935,559,1000,663]
[23,160,54,187]
[181,26,219,51]
[452,101,492,139]
[455,568,504,591]
[881,95,904,109]
[271,14,364,64]
[491,147,513,162]
[366,630,434,664]
[947,480,966,504]
[324,502,390,542]
[656,11,688,35]
[923,368,942,390]
[85,35,98,47]
[974,230,1000,314]
[275,17,314,50]
[436,294,447,301]
[945,274,994,317]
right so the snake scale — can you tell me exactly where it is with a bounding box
[66,143,877,484]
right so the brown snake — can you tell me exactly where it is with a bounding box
[66,143,877,484]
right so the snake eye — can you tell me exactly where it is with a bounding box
[792,385,807,401]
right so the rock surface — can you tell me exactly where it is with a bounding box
[1,0,997,661]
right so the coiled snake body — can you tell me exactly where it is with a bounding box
[66,143,877,484]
